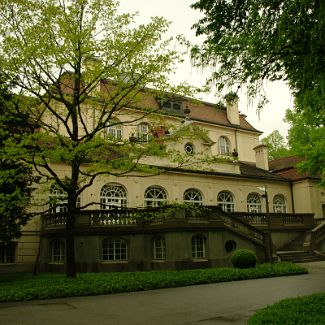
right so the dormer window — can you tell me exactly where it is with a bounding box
[161,100,182,112]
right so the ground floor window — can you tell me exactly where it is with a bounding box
[0,242,15,263]
[191,235,205,259]
[102,238,128,261]
[50,239,65,263]
[153,235,166,260]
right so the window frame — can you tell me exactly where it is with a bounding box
[191,234,206,259]
[137,123,150,143]
[49,185,81,214]
[161,100,182,112]
[183,188,203,205]
[273,194,287,213]
[49,239,65,263]
[153,235,166,260]
[218,136,231,155]
[217,191,235,212]
[102,237,128,262]
[184,142,194,155]
[0,242,16,264]
[144,185,168,207]
[247,193,262,213]
[105,120,122,139]
[100,183,127,209]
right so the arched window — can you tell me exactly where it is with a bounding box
[105,120,122,139]
[183,188,203,205]
[137,123,150,143]
[49,185,81,214]
[273,194,287,213]
[153,235,166,260]
[49,185,67,214]
[0,242,15,263]
[217,191,235,212]
[247,193,262,213]
[102,238,128,261]
[218,136,230,155]
[192,235,206,258]
[144,186,167,207]
[100,184,127,209]
[50,239,65,263]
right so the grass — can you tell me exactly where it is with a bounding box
[0,262,307,302]
[248,293,325,324]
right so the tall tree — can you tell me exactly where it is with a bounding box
[190,0,325,183]
[286,109,325,186]
[0,80,33,243]
[0,0,193,277]
[261,130,291,160]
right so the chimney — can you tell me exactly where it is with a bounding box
[225,93,240,125]
[253,144,269,170]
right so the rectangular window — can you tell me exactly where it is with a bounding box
[137,124,149,143]
[0,244,15,263]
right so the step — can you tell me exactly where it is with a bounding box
[277,251,325,263]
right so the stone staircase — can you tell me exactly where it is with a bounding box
[278,233,306,251]
[277,251,325,263]
[277,232,325,262]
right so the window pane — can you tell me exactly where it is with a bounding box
[102,238,128,261]
[217,191,234,212]
[100,184,127,209]
[218,136,230,155]
[153,235,166,259]
[184,189,203,205]
[247,193,261,213]
[137,123,149,143]
[192,235,205,258]
[273,195,286,213]
[0,243,15,263]
[144,186,167,207]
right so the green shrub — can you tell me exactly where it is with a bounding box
[0,262,307,302]
[231,249,257,269]
[249,293,325,324]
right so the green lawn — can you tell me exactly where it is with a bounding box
[249,293,325,324]
[0,262,307,302]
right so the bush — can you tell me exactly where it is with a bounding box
[231,249,257,269]
[249,293,325,324]
[0,262,307,302]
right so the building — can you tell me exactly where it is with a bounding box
[1,84,324,273]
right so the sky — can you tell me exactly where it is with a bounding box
[118,0,294,139]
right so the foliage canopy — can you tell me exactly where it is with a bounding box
[0,80,33,243]
[261,130,291,160]
[0,0,193,276]
[191,0,325,184]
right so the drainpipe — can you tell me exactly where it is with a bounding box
[290,181,295,213]
[234,128,238,152]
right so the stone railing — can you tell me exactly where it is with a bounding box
[90,209,138,226]
[232,212,315,229]
[44,213,67,227]
[43,207,314,240]
[304,222,325,251]
[315,218,325,226]
[219,213,265,243]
